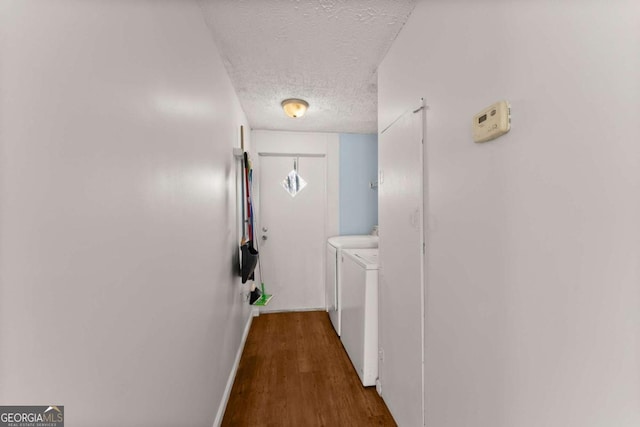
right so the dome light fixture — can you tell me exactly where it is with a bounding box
[281,98,309,118]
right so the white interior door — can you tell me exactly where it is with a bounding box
[378,105,425,426]
[256,154,326,312]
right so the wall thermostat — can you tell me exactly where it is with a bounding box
[472,100,511,143]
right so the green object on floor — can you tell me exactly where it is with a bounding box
[251,282,273,306]
[250,239,273,306]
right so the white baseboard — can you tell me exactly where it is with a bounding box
[212,311,255,427]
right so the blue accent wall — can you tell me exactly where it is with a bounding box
[339,133,378,235]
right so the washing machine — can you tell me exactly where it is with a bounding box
[341,248,379,386]
[326,235,378,336]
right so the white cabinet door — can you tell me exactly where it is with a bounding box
[378,106,425,426]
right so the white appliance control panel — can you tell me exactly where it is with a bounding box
[473,100,511,143]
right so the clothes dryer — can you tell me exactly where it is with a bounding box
[341,248,379,386]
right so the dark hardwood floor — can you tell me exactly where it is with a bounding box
[222,311,396,426]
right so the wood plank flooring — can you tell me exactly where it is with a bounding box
[222,311,396,426]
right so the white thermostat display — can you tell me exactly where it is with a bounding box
[472,100,511,143]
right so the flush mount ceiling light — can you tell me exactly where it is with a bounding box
[281,98,309,118]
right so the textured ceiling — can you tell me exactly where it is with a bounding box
[199,0,416,133]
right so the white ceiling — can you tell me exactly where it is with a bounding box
[199,0,416,134]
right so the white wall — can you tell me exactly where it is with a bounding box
[0,1,251,425]
[379,1,640,426]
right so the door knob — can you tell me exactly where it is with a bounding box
[262,235,268,241]
[262,227,268,232]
